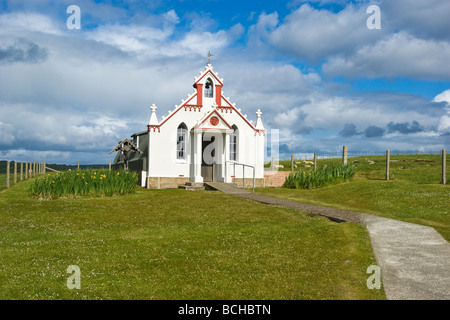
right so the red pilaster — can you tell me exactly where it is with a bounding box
[197,84,203,106]
[215,85,222,107]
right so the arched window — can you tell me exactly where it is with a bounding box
[204,78,213,98]
[177,123,188,160]
[230,125,238,161]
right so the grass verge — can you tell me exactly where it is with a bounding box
[0,180,384,300]
[256,180,449,241]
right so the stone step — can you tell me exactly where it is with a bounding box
[179,182,205,191]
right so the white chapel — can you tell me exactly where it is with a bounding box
[113,59,266,189]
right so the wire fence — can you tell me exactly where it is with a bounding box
[1,161,46,190]
[270,147,448,185]
[286,149,447,160]
[1,160,113,190]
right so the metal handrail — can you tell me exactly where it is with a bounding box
[225,161,256,193]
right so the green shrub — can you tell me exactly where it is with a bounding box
[283,163,357,189]
[29,169,138,199]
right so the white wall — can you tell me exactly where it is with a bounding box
[147,65,265,181]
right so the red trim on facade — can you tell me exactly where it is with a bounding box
[184,105,203,112]
[156,92,199,128]
[146,69,265,136]
[148,125,160,133]
[215,85,222,107]
[194,69,223,87]
[196,128,232,131]
[196,84,203,106]
[254,130,265,136]
[221,95,265,134]
[196,109,233,130]
[210,117,219,126]
[218,107,233,113]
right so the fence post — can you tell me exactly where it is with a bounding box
[25,162,28,179]
[20,162,23,181]
[442,149,447,185]
[43,162,46,175]
[343,146,348,165]
[253,167,255,193]
[109,160,111,171]
[6,161,10,188]
[78,160,80,171]
[386,150,390,181]
[291,155,294,172]
[14,161,17,184]
[314,153,317,170]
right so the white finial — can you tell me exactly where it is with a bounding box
[149,103,158,125]
[255,109,264,129]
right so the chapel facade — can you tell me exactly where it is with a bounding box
[113,62,266,189]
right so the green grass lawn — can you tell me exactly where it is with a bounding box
[271,154,449,183]
[0,174,6,192]
[259,154,450,241]
[0,179,385,300]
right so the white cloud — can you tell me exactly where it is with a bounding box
[261,4,383,63]
[323,32,450,80]
[434,89,450,134]
[0,3,448,164]
[382,0,450,41]
[434,89,450,104]
[0,12,62,35]
[86,24,173,54]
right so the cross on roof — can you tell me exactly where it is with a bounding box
[206,51,213,65]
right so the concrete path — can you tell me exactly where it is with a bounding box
[361,214,450,300]
[205,182,450,300]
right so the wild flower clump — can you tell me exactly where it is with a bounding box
[29,169,138,199]
[283,163,357,189]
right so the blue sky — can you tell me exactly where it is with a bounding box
[0,0,449,164]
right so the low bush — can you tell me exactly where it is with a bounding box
[283,163,356,189]
[29,169,138,198]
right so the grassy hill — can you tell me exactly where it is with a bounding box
[0,161,108,174]
[267,153,449,184]
[259,153,450,241]
[0,153,447,299]
[0,180,384,300]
